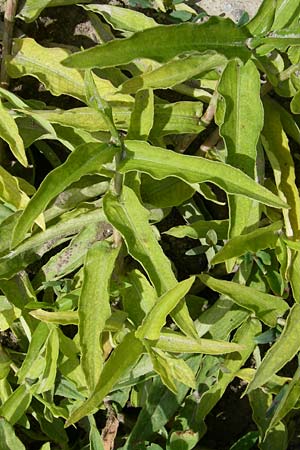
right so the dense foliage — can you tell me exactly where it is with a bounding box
[1,0,300,449]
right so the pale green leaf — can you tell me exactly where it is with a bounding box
[66,332,144,426]
[247,304,300,393]
[272,0,300,30]
[0,296,21,331]
[156,329,244,355]
[0,417,25,450]
[88,415,105,450]
[0,384,31,425]
[63,17,251,69]
[7,38,132,103]
[211,221,282,264]
[17,0,91,21]
[262,99,300,239]
[0,102,27,167]
[250,28,300,55]
[11,143,116,248]
[136,277,195,340]
[120,141,288,209]
[103,186,197,338]
[141,175,195,208]
[127,89,154,140]
[246,0,277,35]
[36,326,59,393]
[79,241,120,392]
[199,274,288,327]
[81,4,158,32]
[120,52,227,93]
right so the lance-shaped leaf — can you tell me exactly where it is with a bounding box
[0,418,25,450]
[0,385,32,425]
[217,59,263,244]
[136,277,195,340]
[0,102,27,167]
[7,38,132,103]
[36,326,59,394]
[211,221,282,264]
[120,141,288,209]
[262,99,300,239]
[246,0,276,35]
[199,274,288,327]
[104,186,197,338]
[120,52,227,93]
[79,241,120,392]
[149,348,196,394]
[65,332,144,426]
[165,219,229,240]
[81,4,158,32]
[272,0,300,31]
[250,28,300,56]
[247,304,300,393]
[0,166,30,211]
[127,89,154,140]
[11,143,116,248]
[155,329,244,355]
[28,101,204,136]
[63,17,251,69]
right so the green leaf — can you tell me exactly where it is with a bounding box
[127,89,154,140]
[155,329,244,355]
[250,28,300,55]
[149,348,196,393]
[36,325,59,393]
[262,99,300,239]
[0,417,25,450]
[141,176,195,208]
[272,0,300,30]
[30,309,78,325]
[247,304,300,393]
[120,52,227,93]
[7,38,132,103]
[104,186,197,338]
[88,415,105,450]
[246,0,276,35]
[0,102,27,167]
[120,141,288,209]
[0,167,30,211]
[66,332,144,426]
[81,4,158,32]
[136,277,195,340]
[0,384,32,425]
[217,59,263,248]
[79,241,120,392]
[199,274,288,327]
[165,219,229,240]
[11,143,116,248]
[62,17,251,69]
[211,221,282,264]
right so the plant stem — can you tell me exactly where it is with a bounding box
[1,0,18,88]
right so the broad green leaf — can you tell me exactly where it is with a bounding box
[262,99,300,239]
[122,269,156,326]
[7,38,132,103]
[0,384,31,425]
[211,221,282,264]
[104,186,198,338]
[17,322,49,383]
[120,141,288,209]
[217,59,263,245]
[268,366,300,432]
[0,208,106,280]
[246,0,277,35]
[66,332,144,426]
[120,52,227,93]
[136,277,195,340]
[29,101,204,136]
[81,4,158,32]
[36,326,59,393]
[79,241,120,392]
[63,17,251,69]
[199,274,288,327]
[149,348,196,393]
[156,329,244,355]
[12,143,116,248]
[165,219,229,240]
[0,102,27,167]
[127,89,154,140]
[247,304,300,393]
[141,176,195,208]
[0,417,25,450]
[272,0,300,30]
